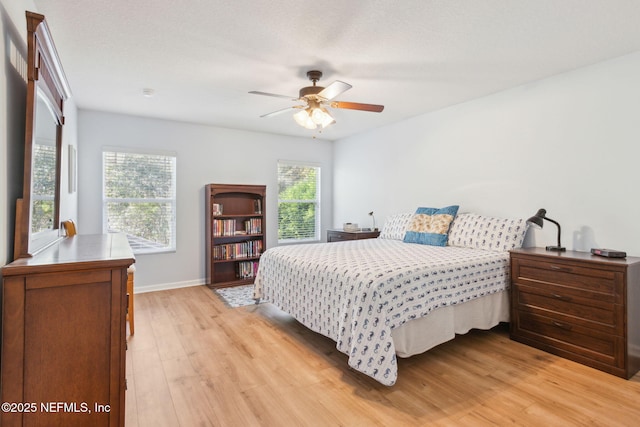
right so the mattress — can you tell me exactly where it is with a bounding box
[254,238,511,385]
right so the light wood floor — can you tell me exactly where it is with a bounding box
[125,285,640,426]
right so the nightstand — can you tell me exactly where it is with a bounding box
[509,247,640,379]
[327,229,380,242]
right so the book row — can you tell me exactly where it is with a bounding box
[212,218,263,237]
[244,218,262,235]
[212,240,263,260]
[237,261,259,279]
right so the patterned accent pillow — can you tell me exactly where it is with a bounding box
[447,213,528,251]
[403,205,459,246]
[379,213,413,240]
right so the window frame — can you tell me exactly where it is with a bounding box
[102,146,177,254]
[277,160,321,244]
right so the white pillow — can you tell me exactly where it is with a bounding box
[448,213,528,251]
[379,213,413,240]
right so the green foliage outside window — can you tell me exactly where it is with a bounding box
[278,164,319,241]
[104,151,176,252]
[31,143,56,233]
[106,202,173,248]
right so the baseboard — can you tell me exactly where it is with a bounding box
[134,279,205,294]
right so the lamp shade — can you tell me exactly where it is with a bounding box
[318,108,336,128]
[310,107,326,124]
[526,209,546,229]
[527,208,565,251]
[293,109,317,129]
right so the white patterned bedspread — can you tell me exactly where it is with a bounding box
[254,239,510,386]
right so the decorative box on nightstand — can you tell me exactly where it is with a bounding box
[509,247,640,379]
[327,229,380,242]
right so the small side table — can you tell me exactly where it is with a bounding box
[327,229,380,242]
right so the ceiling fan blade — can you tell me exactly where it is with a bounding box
[330,101,384,113]
[260,106,302,118]
[249,91,296,100]
[317,81,352,100]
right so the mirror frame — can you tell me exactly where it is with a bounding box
[14,12,71,258]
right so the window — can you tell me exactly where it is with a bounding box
[277,161,321,243]
[31,140,57,233]
[103,148,176,254]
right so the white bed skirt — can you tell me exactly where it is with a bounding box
[393,290,510,358]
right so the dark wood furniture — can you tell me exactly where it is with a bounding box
[327,229,380,242]
[205,184,266,288]
[1,233,134,427]
[510,247,640,379]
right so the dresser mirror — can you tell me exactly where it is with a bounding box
[14,12,71,258]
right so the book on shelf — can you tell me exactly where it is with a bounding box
[237,261,259,279]
[212,240,263,260]
[212,219,237,237]
[212,218,262,237]
[244,218,262,234]
[253,199,262,214]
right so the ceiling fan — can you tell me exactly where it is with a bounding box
[249,70,384,130]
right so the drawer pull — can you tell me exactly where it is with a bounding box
[549,264,573,273]
[551,293,571,302]
[552,321,572,331]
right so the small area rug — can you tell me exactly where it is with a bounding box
[214,284,263,308]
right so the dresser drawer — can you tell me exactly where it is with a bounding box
[328,231,350,241]
[513,310,625,369]
[327,229,380,242]
[512,283,623,333]
[512,257,623,302]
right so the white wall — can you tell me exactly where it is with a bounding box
[78,111,333,292]
[334,51,640,257]
[58,101,79,224]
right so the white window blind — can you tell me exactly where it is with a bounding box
[277,161,320,243]
[103,148,176,254]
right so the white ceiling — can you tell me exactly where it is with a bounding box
[33,0,640,141]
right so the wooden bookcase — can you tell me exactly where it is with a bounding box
[205,183,266,288]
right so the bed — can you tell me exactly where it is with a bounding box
[254,211,528,386]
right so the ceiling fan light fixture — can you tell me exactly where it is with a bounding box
[252,69,384,131]
[310,107,324,124]
[310,106,334,127]
[293,109,316,129]
[320,117,335,129]
[318,110,335,128]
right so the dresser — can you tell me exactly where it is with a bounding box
[1,233,134,426]
[327,229,380,242]
[510,248,640,378]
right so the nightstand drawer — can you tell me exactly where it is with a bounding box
[513,311,624,368]
[327,229,380,242]
[328,231,350,241]
[513,284,622,333]
[513,258,622,301]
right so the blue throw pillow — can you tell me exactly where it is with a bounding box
[403,205,459,246]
